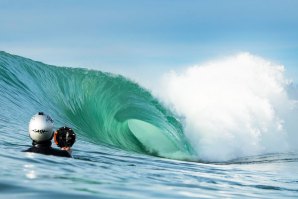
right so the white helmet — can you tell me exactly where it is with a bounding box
[29,112,54,142]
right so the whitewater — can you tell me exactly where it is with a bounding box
[0,51,297,198]
[159,53,298,161]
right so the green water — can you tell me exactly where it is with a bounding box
[0,51,194,159]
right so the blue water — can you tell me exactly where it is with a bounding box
[1,51,298,198]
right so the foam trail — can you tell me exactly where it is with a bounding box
[159,53,298,161]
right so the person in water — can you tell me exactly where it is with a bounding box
[23,112,74,158]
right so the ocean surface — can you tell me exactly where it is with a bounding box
[0,51,298,198]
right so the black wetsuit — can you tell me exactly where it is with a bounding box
[23,140,71,158]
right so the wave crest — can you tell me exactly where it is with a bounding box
[0,51,194,160]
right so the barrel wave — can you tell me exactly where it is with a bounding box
[0,51,194,160]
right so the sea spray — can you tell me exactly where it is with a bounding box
[159,53,298,161]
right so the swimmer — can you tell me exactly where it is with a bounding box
[23,112,71,158]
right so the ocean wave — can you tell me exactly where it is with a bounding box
[0,51,194,160]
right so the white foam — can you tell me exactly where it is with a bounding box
[158,53,298,161]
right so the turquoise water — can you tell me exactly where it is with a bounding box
[0,51,298,198]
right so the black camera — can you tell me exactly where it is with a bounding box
[54,126,76,148]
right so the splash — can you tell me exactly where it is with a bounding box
[159,53,298,161]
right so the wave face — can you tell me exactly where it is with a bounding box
[0,51,194,160]
[159,53,298,161]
